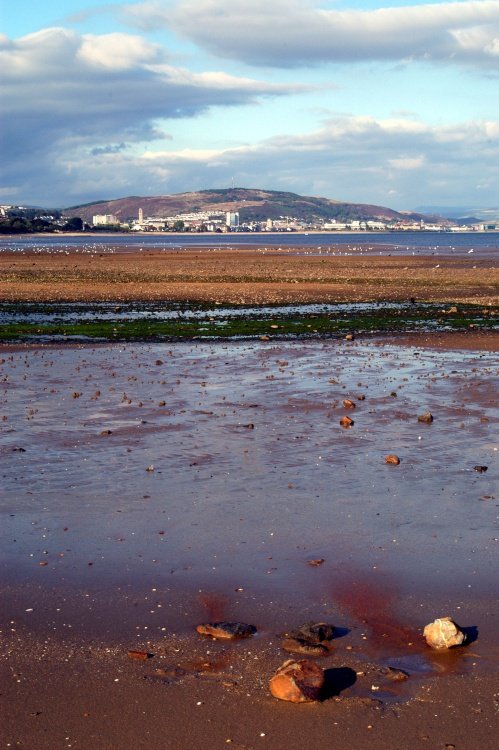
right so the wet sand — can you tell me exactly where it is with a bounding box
[1,337,498,749]
[1,248,498,304]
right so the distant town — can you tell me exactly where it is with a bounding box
[1,204,498,234]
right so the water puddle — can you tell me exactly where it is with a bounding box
[0,300,429,324]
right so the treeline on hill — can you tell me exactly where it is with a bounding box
[0,216,118,234]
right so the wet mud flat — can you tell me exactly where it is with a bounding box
[1,336,498,749]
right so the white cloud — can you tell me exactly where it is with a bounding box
[0,27,302,204]
[389,156,427,169]
[77,31,161,69]
[3,14,498,210]
[14,113,498,208]
[123,0,499,69]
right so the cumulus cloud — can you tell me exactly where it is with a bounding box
[123,0,499,69]
[18,114,499,208]
[137,116,499,207]
[0,27,302,203]
[3,18,498,209]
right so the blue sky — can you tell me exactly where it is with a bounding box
[2,0,499,209]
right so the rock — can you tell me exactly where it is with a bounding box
[342,399,356,409]
[290,622,335,644]
[196,621,256,640]
[269,659,324,703]
[417,411,433,423]
[384,667,409,682]
[385,454,400,465]
[423,617,466,650]
[282,638,329,657]
[473,465,488,473]
[128,650,153,661]
[340,416,354,428]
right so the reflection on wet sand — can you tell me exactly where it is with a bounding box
[1,338,497,650]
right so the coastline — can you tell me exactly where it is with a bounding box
[3,228,499,237]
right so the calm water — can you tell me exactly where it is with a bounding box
[0,301,430,324]
[1,231,498,258]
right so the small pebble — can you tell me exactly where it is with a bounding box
[385,454,400,465]
[418,411,433,424]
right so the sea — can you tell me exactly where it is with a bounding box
[0,231,498,259]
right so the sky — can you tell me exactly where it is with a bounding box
[2,0,499,210]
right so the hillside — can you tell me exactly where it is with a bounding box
[65,188,434,224]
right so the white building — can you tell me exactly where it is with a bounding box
[92,214,118,226]
[226,211,239,229]
[324,220,347,230]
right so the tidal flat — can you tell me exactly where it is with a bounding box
[1,247,498,307]
[1,337,498,749]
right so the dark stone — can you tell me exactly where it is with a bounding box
[196,621,257,639]
[289,622,336,644]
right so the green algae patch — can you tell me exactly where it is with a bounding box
[0,303,496,342]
